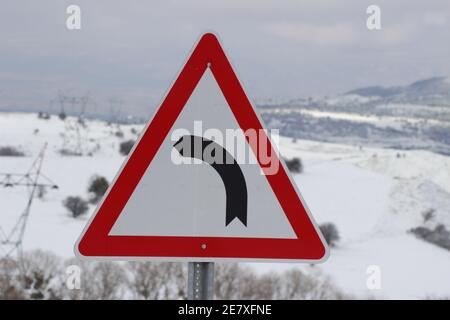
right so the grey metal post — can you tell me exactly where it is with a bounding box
[188,262,214,300]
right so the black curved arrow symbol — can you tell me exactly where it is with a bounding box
[173,135,248,227]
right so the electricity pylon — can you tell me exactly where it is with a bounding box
[0,144,58,261]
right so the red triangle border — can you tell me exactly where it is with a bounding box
[76,33,328,262]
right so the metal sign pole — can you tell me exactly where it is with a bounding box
[188,262,214,300]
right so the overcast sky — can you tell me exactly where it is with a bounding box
[1,1,449,118]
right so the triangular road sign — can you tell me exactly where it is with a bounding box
[75,33,328,262]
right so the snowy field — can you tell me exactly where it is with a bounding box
[1,112,449,299]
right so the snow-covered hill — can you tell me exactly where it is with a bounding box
[0,112,449,299]
[257,138,450,299]
[259,77,450,156]
[346,76,450,106]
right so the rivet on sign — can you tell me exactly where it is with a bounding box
[207,62,211,68]
[201,244,207,250]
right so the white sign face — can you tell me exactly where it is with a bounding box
[109,69,297,239]
[75,33,328,262]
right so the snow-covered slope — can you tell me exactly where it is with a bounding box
[0,112,449,299]
[256,138,450,299]
[259,77,450,156]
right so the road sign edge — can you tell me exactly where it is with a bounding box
[73,32,330,264]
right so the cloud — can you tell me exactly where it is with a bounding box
[0,1,449,115]
[264,21,355,46]
[376,23,414,46]
[423,11,448,27]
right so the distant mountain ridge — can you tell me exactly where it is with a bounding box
[258,76,450,156]
[346,76,450,106]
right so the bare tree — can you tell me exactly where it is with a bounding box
[214,263,256,299]
[127,262,165,300]
[278,269,349,300]
[422,209,435,224]
[164,262,187,299]
[59,260,127,300]
[319,222,340,247]
[87,175,109,204]
[91,262,126,299]
[126,262,186,300]
[1,253,349,300]
[119,140,135,156]
[63,196,89,218]
[284,157,303,173]
[0,257,25,299]
[17,250,63,299]
[215,264,349,300]
[241,272,280,299]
